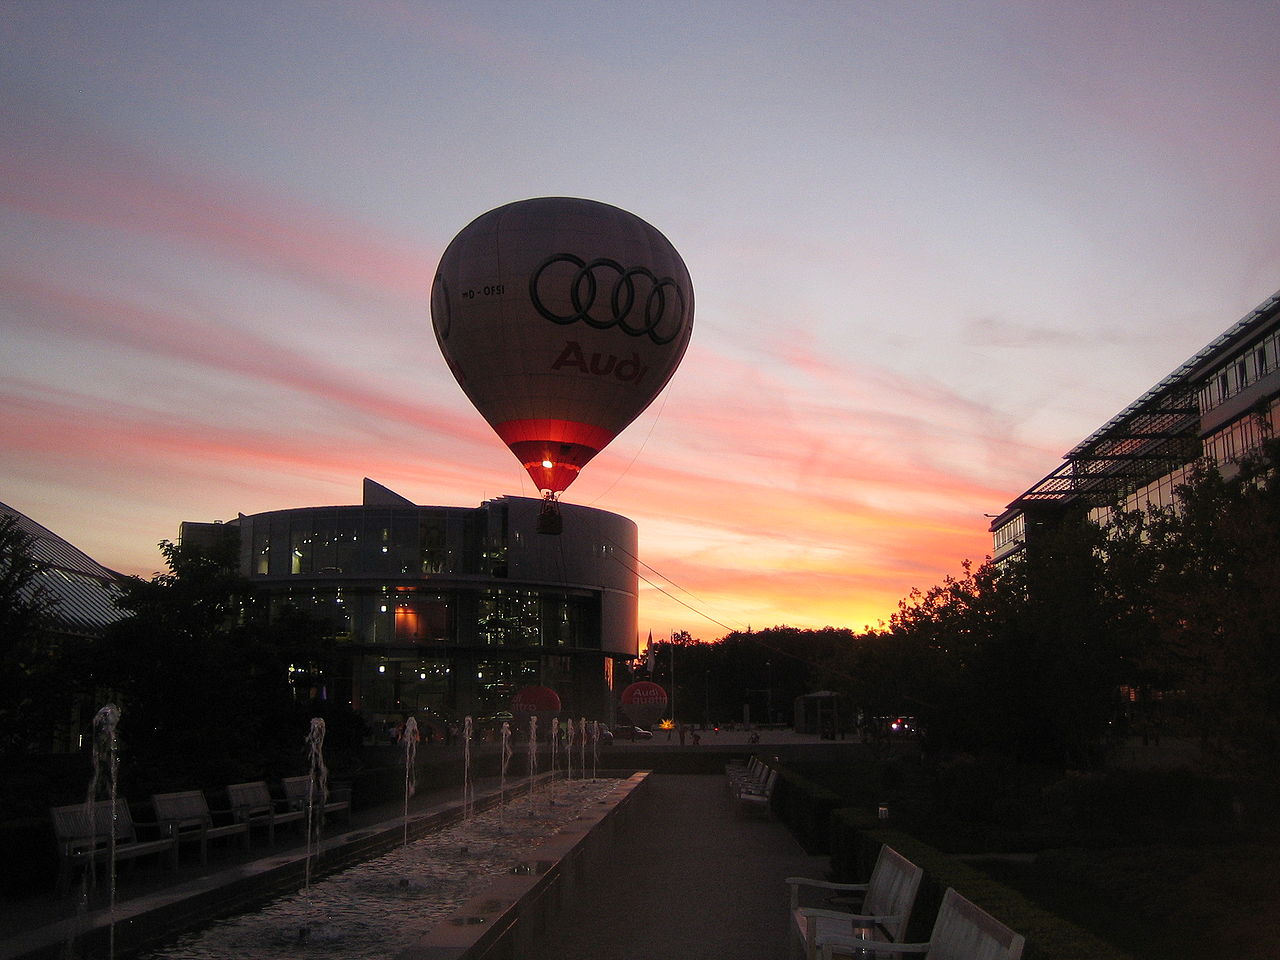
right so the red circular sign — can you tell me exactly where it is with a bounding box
[620,681,668,706]
[511,685,562,714]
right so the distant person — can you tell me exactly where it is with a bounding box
[678,723,686,745]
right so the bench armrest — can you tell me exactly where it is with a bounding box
[800,907,899,925]
[817,934,930,959]
[786,877,870,909]
[786,878,870,891]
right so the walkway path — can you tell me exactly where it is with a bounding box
[524,774,827,960]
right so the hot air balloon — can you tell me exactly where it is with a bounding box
[431,198,693,526]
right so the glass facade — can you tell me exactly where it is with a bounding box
[187,490,639,735]
[1202,400,1279,466]
[1198,328,1280,413]
[258,508,455,578]
[992,292,1280,558]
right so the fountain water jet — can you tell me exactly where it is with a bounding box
[397,717,419,847]
[499,721,512,809]
[79,704,121,960]
[564,717,575,782]
[548,717,559,786]
[526,716,538,802]
[462,716,474,819]
[590,720,600,779]
[302,718,328,894]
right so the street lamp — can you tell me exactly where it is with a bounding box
[765,661,772,726]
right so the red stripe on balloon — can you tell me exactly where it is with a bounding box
[493,419,616,450]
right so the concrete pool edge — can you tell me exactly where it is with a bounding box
[393,772,648,960]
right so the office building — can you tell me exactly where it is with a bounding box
[991,289,1280,561]
[180,480,639,730]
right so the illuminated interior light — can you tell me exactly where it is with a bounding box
[541,460,554,469]
[378,665,386,674]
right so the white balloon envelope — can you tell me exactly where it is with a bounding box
[431,197,694,496]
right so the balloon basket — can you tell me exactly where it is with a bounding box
[537,500,563,535]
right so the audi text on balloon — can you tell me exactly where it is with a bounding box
[551,341,650,385]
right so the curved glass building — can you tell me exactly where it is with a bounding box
[181,480,638,731]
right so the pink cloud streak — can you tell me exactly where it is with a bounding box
[0,102,435,311]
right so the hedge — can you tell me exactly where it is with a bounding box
[768,765,843,854]
[828,807,1136,960]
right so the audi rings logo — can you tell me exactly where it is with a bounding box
[529,254,688,346]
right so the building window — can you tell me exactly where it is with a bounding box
[478,589,540,646]
[419,513,447,574]
[1200,331,1280,414]
[1203,408,1274,467]
[291,521,312,574]
[252,526,270,575]
[474,658,539,718]
[992,515,1025,552]
[393,594,452,644]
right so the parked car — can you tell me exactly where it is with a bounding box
[611,725,653,741]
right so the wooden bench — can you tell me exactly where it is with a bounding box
[280,776,352,827]
[816,887,1026,960]
[726,755,766,794]
[787,844,923,960]
[734,764,778,817]
[151,790,251,864]
[225,781,306,844]
[50,799,176,896]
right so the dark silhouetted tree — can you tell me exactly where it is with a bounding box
[75,535,359,794]
[0,514,60,756]
[1101,441,1280,768]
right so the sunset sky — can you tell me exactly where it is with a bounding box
[4,2,1280,640]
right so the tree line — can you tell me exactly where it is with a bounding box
[641,441,1280,770]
